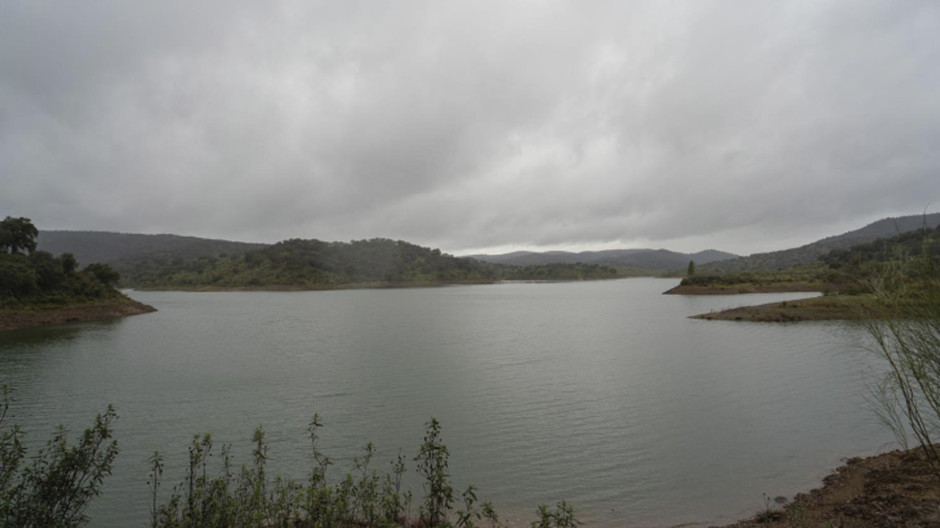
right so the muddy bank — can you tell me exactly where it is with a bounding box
[716,447,940,528]
[0,297,156,332]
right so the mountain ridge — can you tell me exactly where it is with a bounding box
[467,248,738,271]
[700,213,940,273]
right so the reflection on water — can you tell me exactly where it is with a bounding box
[0,279,892,528]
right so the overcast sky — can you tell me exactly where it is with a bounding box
[1,1,937,256]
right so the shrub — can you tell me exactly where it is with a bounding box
[0,386,119,528]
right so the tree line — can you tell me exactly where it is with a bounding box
[0,217,121,306]
[126,238,623,288]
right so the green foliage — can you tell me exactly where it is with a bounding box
[0,386,119,528]
[131,238,500,288]
[83,263,120,287]
[821,224,940,271]
[148,416,575,528]
[415,418,453,526]
[0,217,39,256]
[0,219,123,307]
[680,221,940,298]
[126,236,635,289]
[1,393,573,528]
[857,225,940,474]
[531,502,579,528]
[678,267,825,288]
[36,231,267,286]
[700,212,940,274]
[686,260,695,278]
[0,254,38,299]
[499,263,619,281]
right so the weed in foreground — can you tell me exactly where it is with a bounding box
[0,385,119,528]
[149,416,579,528]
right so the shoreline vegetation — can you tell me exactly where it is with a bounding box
[663,280,892,323]
[0,216,157,332]
[688,294,886,322]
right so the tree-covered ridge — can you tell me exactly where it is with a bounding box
[0,217,123,307]
[129,238,627,289]
[820,224,940,269]
[132,238,500,288]
[36,230,267,286]
[700,213,940,273]
[500,263,619,281]
[674,221,940,298]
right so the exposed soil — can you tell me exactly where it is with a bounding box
[0,297,156,332]
[716,447,940,528]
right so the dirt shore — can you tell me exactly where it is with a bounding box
[716,447,940,528]
[0,297,156,332]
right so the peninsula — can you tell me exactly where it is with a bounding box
[0,217,155,331]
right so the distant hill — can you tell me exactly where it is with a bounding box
[701,213,940,273]
[467,248,738,272]
[36,231,267,284]
[133,238,499,288]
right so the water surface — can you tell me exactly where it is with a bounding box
[0,279,890,527]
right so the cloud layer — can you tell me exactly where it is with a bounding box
[2,1,938,255]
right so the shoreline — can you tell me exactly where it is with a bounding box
[663,283,824,295]
[0,297,156,332]
[712,446,939,528]
[132,279,501,292]
[689,294,880,322]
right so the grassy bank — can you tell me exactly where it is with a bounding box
[690,294,880,322]
[664,282,824,295]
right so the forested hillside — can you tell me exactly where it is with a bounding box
[701,213,940,273]
[469,248,736,271]
[131,238,497,288]
[36,231,266,285]
[821,224,940,270]
[675,219,940,297]
[130,238,627,289]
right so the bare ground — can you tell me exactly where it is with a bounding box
[0,297,156,331]
[716,448,940,528]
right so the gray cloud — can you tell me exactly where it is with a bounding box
[2,0,938,255]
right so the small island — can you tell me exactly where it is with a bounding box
[0,217,154,332]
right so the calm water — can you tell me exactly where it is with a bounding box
[0,278,891,527]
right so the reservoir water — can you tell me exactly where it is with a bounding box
[0,278,892,527]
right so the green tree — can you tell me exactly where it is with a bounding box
[0,217,39,255]
[84,263,120,287]
[686,260,695,278]
[28,251,66,290]
[0,255,37,298]
[61,253,78,275]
